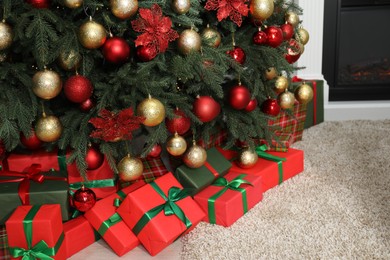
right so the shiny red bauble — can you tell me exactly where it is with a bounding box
[265,26,284,48]
[229,84,251,110]
[280,23,294,41]
[102,37,131,64]
[226,46,246,65]
[136,45,157,62]
[261,98,281,116]
[26,0,50,8]
[73,187,96,212]
[253,30,268,45]
[20,130,43,150]
[244,98,258,112]
[165,109,191,135]
[147,144,162,158]
[85,146,104,170]
[64,75,93,103]
[285,39,302,64]
[193,96,221,123]
[79,98,95,112]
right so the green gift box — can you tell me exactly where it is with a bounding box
[0,165,70,224]
[174,147,232,196]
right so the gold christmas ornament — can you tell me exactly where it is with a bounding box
[265,67,277,80]
[177,29,202,55]
[32,69,62,100]
[0,21,13,51]
[171,0,191,15]
[110,0,138,20]
[285,11,299,27]
[35,114,63,142]
[78,18,107,49]
[294,83,313,104]
[274,76,289,94]
[63,0,83,8]
[277,90,295,109]
[183,141,207,168]
[237,147,258,169]
[118,154,144,182]
[296,28,309,45]
[57,49,82,71]
[166,133,187,156]
[137,96,166,127]
[249,0,274,21]
[201,26,222,48]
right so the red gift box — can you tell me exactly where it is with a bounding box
[5,204,66,260]
[194,172,263,227]
[83,181,145,256]
[63,215,100,258]
[217,146,304,192]
[117,173,205,256]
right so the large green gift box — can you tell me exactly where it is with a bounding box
[174,147,232,196]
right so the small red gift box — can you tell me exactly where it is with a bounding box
[63,215,100,258]
[117,173,205,256]
[194,172,263,227]
[5,204,66,260]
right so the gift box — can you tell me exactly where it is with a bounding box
[117,173,205,256]
[5,204,66,260]
[258,132,293,152]
[174,147,232,196]
[83,181,145,256]
[0,165,70,224]
[63,216,100,258]
[217,146,304,192]
[194,172,263,227]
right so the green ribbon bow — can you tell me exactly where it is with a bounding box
[255,145,286,184]
[208,174,252,224]
[68,179,116,196]
[9,205,64,260]
[132,182,192,236]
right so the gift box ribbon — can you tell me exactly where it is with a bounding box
[132,183,192,236]
[208,174,252,224]
[255,145,286,184]
[292,76,317,125]
[68,179,116,196]
[8,205,64,260]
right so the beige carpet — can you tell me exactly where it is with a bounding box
[180,120,390,259]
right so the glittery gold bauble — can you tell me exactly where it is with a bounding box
[137,96,166,127]
[285,11,299,27]
[274,76,289,94]
[265,67,277,80]
[32,69,62,100]
[277,90,295,109]
[296,28,309,45]
[110,0,138,20]
[183,142,207,168]
[201,26,221,48]
[35,114,63,142]
[171,0,191,14]
[78,19,107,49]
[294,83,313,104]
[63,0,83,8]
[166,133,187,156]
[249,0,274,21]
[177,29,201,55]
[118,154,144,182]
[237,147,258,169]
[57,49,82,71]
[0,22,13,51]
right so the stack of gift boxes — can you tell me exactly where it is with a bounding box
[0,96,315,258]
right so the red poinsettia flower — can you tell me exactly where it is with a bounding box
[205,0,249,27]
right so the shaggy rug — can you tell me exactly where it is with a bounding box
[180,120,390,259]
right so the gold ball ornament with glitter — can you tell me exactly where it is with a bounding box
[201,26,222,48]
[58,49,82,71]
[117,154,144,182]
[294,83,313,104]
[249,0,274,21]
[0,21,13,51]
[32,69,62,100]
[237,147,258,169]
[183,141,207,168]
[78,18,107,49]
[110,0,138,20]
[63,0,83,8]
[274,76,289,94]
[35,114,63,142]
[171,0,191,14]
[177,29,201,55]
[296,28,309,45]
[265,67,277,80]
[166,133,187,156]
[277,90,295,109]
[285,11,300,27]
[137,96,166,127]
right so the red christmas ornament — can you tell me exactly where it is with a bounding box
[193,96,221,123]
[79,98,95,112]
[285,39,301,64]
[102,36,131,64]
[227,46,246,65]
[261,98,280,116]
[204,0,249,27]
[64,75,93,103]
[253,30,268,45]
[244,98,258,112]
[73,186,96,212]
[265,26,283,48]
[85,146,104,170]
[229,84,251,110]
[165,109,191,135]
[136,45,157,62]
[26,0,50,8]
[20,130,43,150]
[147,144,162,158]
[280,23,294,41]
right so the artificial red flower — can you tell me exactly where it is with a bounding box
[205,0,249,27]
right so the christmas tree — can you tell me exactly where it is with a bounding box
[0,0,309,180]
